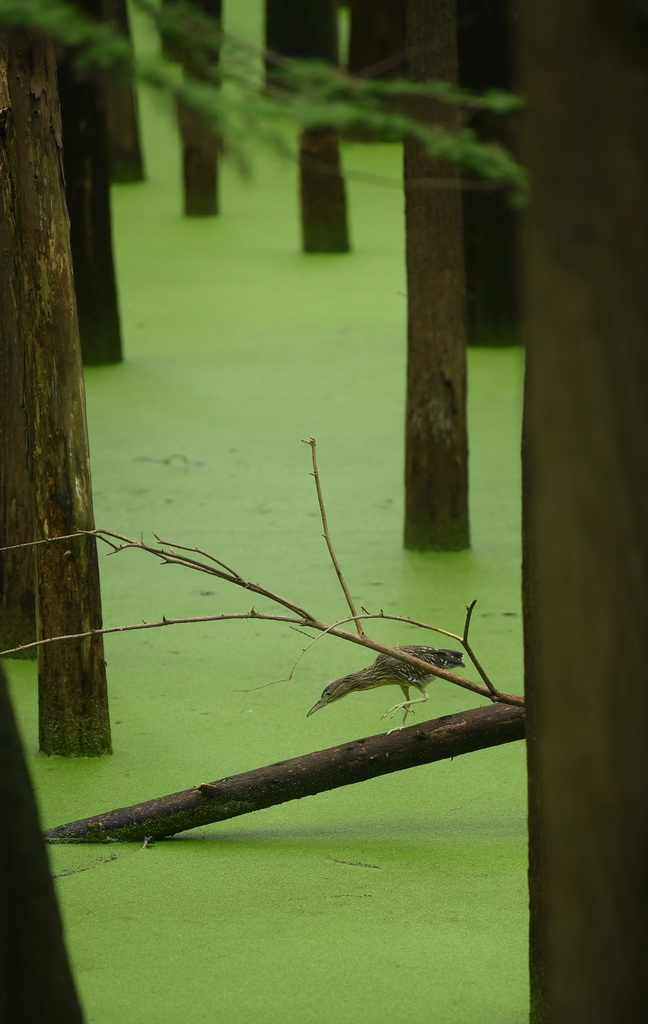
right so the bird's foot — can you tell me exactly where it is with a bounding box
[381,702,415,722]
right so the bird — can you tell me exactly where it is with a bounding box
[307,645,465,730]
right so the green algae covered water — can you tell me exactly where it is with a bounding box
[5,3,528,1020]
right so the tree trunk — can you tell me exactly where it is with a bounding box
[266,0,350,253]
[0,663,85,1022]
[299,126,350,252]
[521,1,648,1020]
[347,0,405,79]
[0,139,36,655]
[178,95,220,217]
[57,0,123,365]
[403,0,469,550]
[158,0,184,62]
[44,703,525,842]
[101,0,146,183]
[344,0,405,141]
[175,0,221,217]
[0,30,112,757]
[458,0,519,346]
[265,0,338,68]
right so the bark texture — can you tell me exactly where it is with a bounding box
[0,664,84,1022]
[403,0,469,550]
[0,78,36,656]
[0,31,111,756]
[44,703,525,842]
[521,1,648,1020]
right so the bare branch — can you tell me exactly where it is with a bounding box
[95,528,315,620]
[302,436,365,636]
[0,531,89,553]
[461,599,500,697]
[0,610,304,658]
[151,534,244,578]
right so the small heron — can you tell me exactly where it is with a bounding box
[307,645,465,729]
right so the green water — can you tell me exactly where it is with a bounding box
[5,4,527,1020]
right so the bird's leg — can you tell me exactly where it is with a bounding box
[382,687,429,732]
[396,683,414,726]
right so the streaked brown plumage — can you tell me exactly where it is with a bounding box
[307,645,465,729]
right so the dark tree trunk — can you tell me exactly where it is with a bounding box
[403,0,469,551]
[458,0,519,346]
[0,30,112,757]
[159,0,184,62]
[57,0,123,365]
[0,664,84,1021]
[177,0,221,217]
[0,175,36,656]
[299,126,350,252]
[178,99,220,217]
[520,1,648,1020]
[101,0,146,183]
[345,0,405,140]
[347,0,405,78]
[266,0,338,67]
[266,0,350,253]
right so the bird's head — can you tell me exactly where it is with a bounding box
[306,672,364,717]
[432,648,465,669]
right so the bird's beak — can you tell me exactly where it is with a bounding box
[307,697,328,717]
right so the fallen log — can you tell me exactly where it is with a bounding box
[44,703,526,843]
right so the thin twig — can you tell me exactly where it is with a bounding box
[0,610,304,658]
[236,612,368,693]
[0,531,90,553]
[151,533,244,579]
[96,528,315,620]
[458,599,499,696]
[302,436,365,636]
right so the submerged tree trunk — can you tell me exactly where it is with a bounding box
[58,0,123,365]
[101,0,146,183]
[177,0,221,217]
[521,1,648,1020]
[403,0,469,550]
[299,126,350,252]
[0,665,84,1022]
[0,30,111,757]
[267,0,350,252]
[178,95,220,216]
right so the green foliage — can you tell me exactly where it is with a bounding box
[0,0,526,199]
